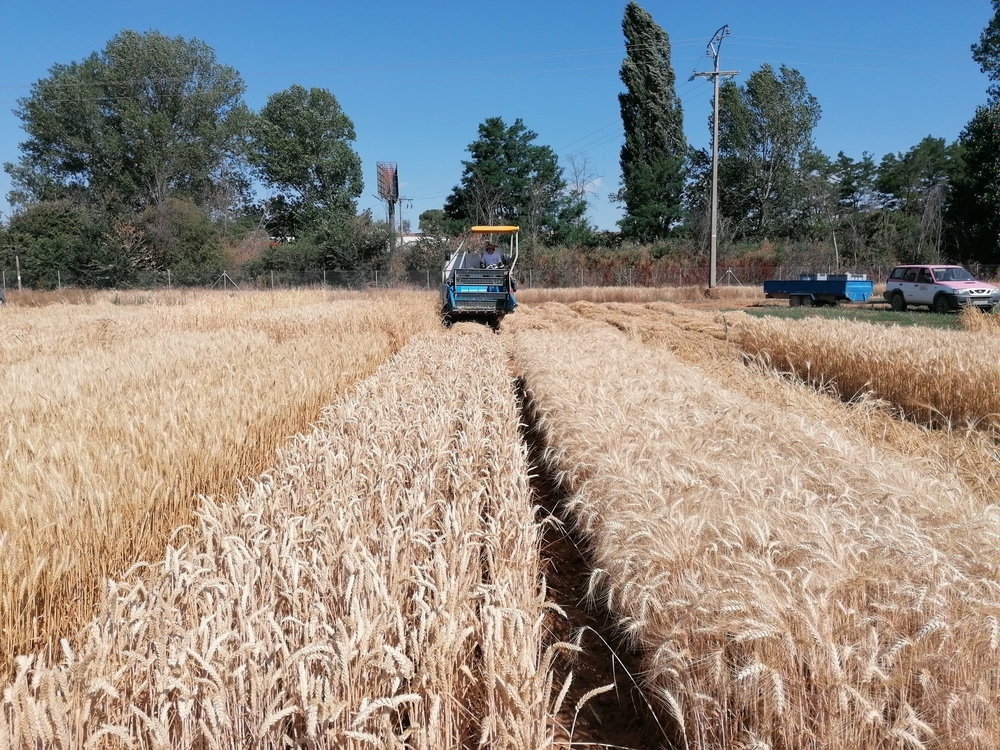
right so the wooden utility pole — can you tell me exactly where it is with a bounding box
[694,26,738,289]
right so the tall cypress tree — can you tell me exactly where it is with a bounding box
[615,2,687,241]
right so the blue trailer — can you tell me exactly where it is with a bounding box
[763,273,874,307]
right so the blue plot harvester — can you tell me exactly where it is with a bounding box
[763,273,874,307]
[440,225,519,330]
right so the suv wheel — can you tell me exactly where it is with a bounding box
[932,294,951,314]
[890,292,907,312]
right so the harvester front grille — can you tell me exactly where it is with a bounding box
[454,294,504,311]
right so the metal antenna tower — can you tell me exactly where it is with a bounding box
[693,25,738,289]
[376,162,401,249]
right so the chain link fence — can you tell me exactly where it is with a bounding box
[4,263,999,295]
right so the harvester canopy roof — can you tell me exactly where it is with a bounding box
[470,225,519,234]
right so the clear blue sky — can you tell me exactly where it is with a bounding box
[0,0,993,231]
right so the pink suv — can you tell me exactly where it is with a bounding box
[883,265,1000,313]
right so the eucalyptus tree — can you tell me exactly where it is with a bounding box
[973,0,1000,100]
[952,106,1000,262]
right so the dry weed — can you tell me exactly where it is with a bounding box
[957,306,1000,332]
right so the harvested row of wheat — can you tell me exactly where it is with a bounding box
[515,284,763,306]
[0,289,437,672]
[0,328,557,749]
[733,313,1000,431]
[568,301,1000,506]
[509,311,1000,750]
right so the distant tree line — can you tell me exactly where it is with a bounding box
[598,0,1000,269]
[0,30,387,288]
[408,1,1000,277]
[6,4,1000,290]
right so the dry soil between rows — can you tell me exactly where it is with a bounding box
[517,378,674,749]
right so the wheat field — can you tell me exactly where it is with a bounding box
[0,289,437,670]
[733,311,1000,431]
[516,283,763,306]
[567,300,1000,505]
[0,322,573,748]
[4,291,1000,749]
[507,302,1000,750]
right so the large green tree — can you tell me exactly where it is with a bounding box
[4,202,105,288]
[5,30,250,214]
[136,198,226,283]
[443,117,587,250]
[715,64,822,240]
[973,0,1000,100]
[829,151,884,266]
[876,137,956,215]
[614,1,687,240]
[249,85,363,238]
[872,137,961,262]
[951,104,1000,262]
[950,2,1000,262]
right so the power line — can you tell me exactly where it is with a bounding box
[556,122,620,152]
[2,63,627,107]
[724,54,980,79]
[0,38,717,94]
[0,29,977,99]
[734,34,969,62]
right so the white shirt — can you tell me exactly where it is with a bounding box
[481,249,502,266]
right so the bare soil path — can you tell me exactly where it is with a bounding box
[517,378,675,750]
